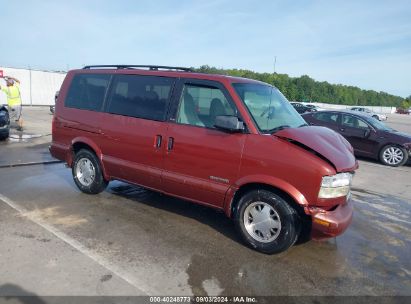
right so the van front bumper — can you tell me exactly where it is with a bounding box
[309,198,353,239]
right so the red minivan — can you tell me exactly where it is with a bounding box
[50,65,358,254]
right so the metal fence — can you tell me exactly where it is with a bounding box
[0,66,66,106]
[312,102,397,114]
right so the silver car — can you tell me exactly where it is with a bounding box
[350,107,387,121]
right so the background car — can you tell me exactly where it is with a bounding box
[396,107,411,115]
[303,103,326,111]
[290,102,317,114]
[302,110,411,166]
[350,107,387,121]
[0,105,10,140]
[50,90,59,114]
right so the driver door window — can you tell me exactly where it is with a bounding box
[342,115,368,129]
[176,84,236,128]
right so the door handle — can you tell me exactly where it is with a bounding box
[154,135,162,148]
[167,137,174,151]
[340,128,345,132]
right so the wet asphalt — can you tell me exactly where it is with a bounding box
[0,110,410,296]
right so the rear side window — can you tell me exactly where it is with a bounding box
[107,75,174,121]
[65,74,110,111]
[314,112,339,124]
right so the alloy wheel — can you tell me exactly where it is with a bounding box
[382,146,404,165]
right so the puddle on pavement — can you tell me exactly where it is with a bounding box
[107,182,411,295]
[7,170,410,296]
[8,133,43,142]
[184,189,411,295]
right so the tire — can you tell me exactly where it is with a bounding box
[0,130,9,140]
[234,189,300,254]
[72,149,108,194]
[379,145,408,167]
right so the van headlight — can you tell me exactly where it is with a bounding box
[318,173,353,199]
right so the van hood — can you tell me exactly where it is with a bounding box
[274,126,357,172]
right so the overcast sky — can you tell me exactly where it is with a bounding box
[0,0,410,97]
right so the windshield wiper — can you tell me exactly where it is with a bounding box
[298,123,308,127]
[266,125,291,134]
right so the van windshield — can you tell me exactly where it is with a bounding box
[232,83,306,133]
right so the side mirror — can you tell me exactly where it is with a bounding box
[214,115,245,133]
[364,128,371,138]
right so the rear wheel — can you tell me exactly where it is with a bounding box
[234,189,300,254]
[379,145,408,167]
[72,149,108,194]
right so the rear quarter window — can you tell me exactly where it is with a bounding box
[65,74,110,111]
[314,112,339,124]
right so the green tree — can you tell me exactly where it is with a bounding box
[194,66,405,107]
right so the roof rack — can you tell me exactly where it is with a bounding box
[82,65,193,72]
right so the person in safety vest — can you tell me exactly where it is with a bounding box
[0,76,23,131]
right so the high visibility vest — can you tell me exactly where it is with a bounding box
[1,84,22,107]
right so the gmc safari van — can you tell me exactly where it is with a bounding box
[50,65,358,254]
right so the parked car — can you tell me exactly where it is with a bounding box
[290,102,317,114]
[50,91,59,114]
[350,107,387,121]
[50,65,358,254]
[304,104,326,111]
[303,110,411,166]
[396,107,411,115]
[0,105,10,140]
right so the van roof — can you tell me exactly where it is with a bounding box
[73,65,266,85]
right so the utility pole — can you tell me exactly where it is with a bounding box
[29,65,32,106]
[273,56,277,74]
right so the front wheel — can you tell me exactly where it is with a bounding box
[379,145,408,167]
[0,131,9,140]
[234,189,300,254]
[72,149,108,194]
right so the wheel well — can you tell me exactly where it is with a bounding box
[230,183,305,218]
[71,142,109,181]
[72,142,96,156]
[379,143,404,153]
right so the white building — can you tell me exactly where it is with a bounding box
[0,66,66,106]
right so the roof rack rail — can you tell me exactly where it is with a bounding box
[82,65,194,72]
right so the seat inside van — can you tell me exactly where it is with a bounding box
[177,93,204,127]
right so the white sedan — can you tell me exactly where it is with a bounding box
[350,107,387,121]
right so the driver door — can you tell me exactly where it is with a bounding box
[339,114,377,157]
[162,79,246,208]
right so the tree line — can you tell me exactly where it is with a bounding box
[194,65,408,108]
